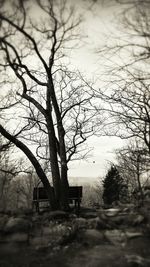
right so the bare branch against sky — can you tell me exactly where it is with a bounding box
[1,0,148,186]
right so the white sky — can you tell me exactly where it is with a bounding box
[67,0,126,181]
[68,136,125,181]
[1,0,127,184]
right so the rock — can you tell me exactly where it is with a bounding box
[87,217,101,229]
[0,214,8,232]
[75,215,111,231]
[31,223,76,248]
[132,214,145,226]
[98,210,107,220]
[104,208,121,217]
[109,213,146,227]
[98,210,145,229]
[97,219,112,230]
[69,213,77,219]
[73,217,87,229]
[105,229,127,246]
[4,217,30,233]
[30,235,50,249]
[42,225,54,235]
[125,254,150,266]
[110,214,127,226]
[80,229,105,246]
[125,231,143,239]
[10,208,32,217]
[59,225,77,245]
[118,203,135,211]
[97,211,118,229]
[52,224,70,236]
[81,212,98,219]
[8,232,28,243]
[43,210,69,221]
[51,224,76,245]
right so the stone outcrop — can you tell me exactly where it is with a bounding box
[0,203,150,267]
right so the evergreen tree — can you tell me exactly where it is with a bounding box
[102,165,125,205]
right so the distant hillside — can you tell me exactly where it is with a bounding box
[68,176,100,186]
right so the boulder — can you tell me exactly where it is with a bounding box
[0,214,8,232]
[109,214,127,226]
[120,213,146,227]
[73,217,87,229]
[125,231,143,239]
[43,210,69,221]
[98,210,107,221]
[79,229,105,246]
[125,254,150,266]
[132,214,145,226]
[4,217,30,233]
[81,212,98,219]
[30,222,76,249]
[104,208,121,217]
[86,217,101,229]
[97,212,116,229]
[68,213,77,219]
[30,235,51,249]
[98,210,146,229]
[8,232,28,243]
[104,229,127,246]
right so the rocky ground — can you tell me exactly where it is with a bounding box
[0,202,150,267]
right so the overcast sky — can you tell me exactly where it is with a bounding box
[0,0,127,184]
[67,0,126,181]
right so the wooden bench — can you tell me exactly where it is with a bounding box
[33,186,82,213]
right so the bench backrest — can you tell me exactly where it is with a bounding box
[33,186,82,201]
[68,186,82,199]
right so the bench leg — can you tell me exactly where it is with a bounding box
[34,202,39,213]
[37,202,40,213]
[74,199,80,215]
[74,199,77,209]
[77,200,80,215]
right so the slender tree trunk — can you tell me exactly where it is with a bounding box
[136,155,144,202]
[46,117,61,208]
[58,124,69,210]
[45,82,62,207]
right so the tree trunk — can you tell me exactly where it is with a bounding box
[46,80,69,209]
[136,155,144,202]
[46,117,61,208]
[58,124,69,210]
[47,77,70,210]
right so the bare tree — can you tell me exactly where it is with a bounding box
[0,135,40,211]
[96,0,150,156]
[116,140,150,201]
[0,136,17,211]
[10,170,39,210]
[0,0,101,210]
